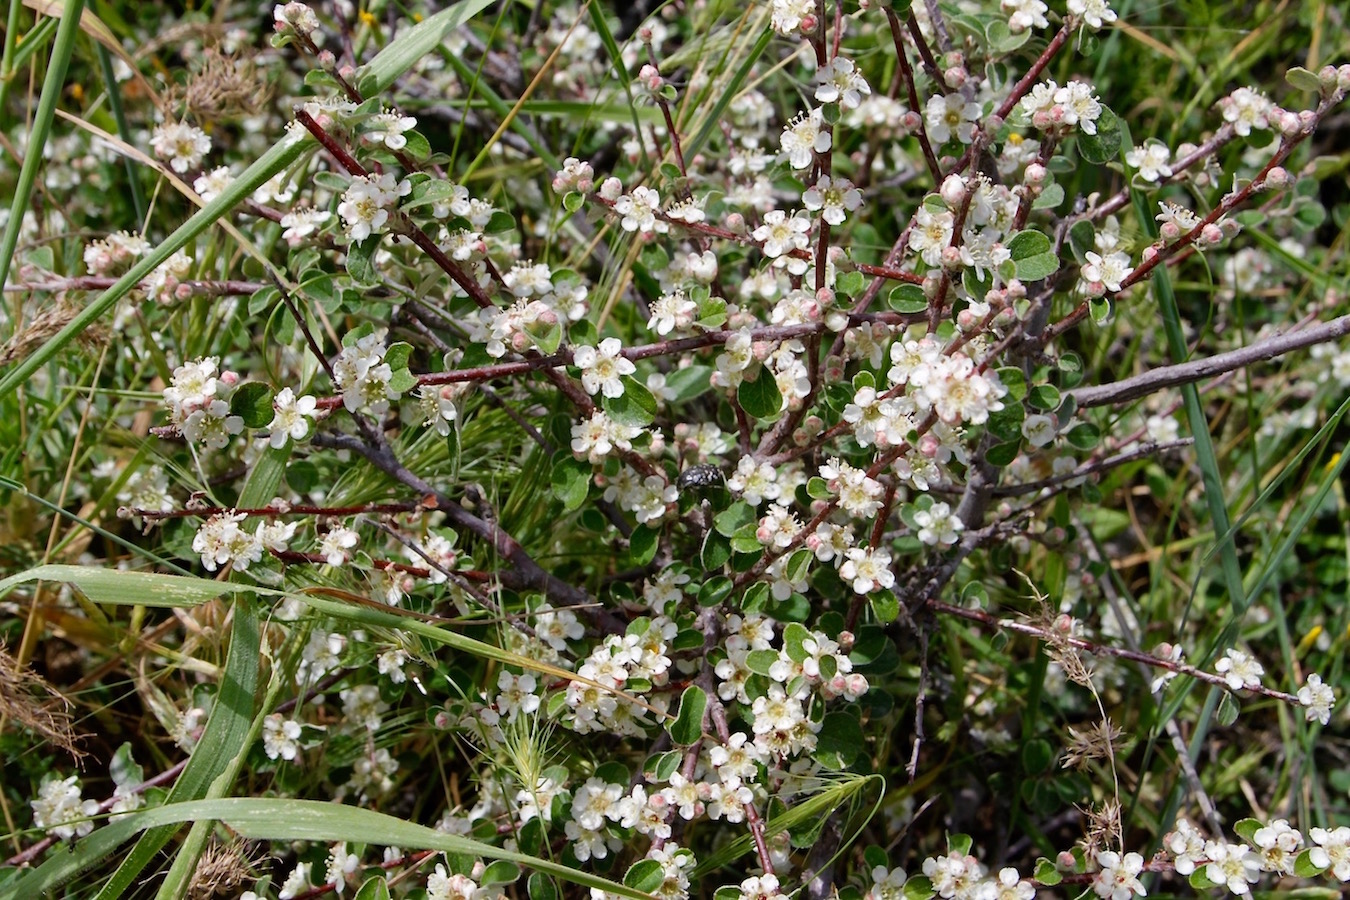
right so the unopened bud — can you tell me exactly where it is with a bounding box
[940,174,967,206]
[799,13,818,32]
[1319,65,1340,89]
[725,212,746,234]
[1339,65,1350,91]
[923,274,942,299]
[1278,111,1302,136]
[1200,223,1224,246]
[219,370,240,387]
[638,25,654,43]
[1023,163,1047,186]
[318,50,337,70]
[940,246,963,271]
[1141,245,1159,263]
[1159,221,1181,243]
[944,67,967,88]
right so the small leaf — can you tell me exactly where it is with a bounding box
[871,590,899,624]
[815,711,865,769]
[353,876,392,900]
[1014,251,1059,282]
[1065,423,1100,450]
[1189,869,1219,890]
[1007,230,1052,260]
[667,685,707,744]
[1234,818,1262,844]
[697,577,733,608]
[947,834,973,857]
[1089,297,1113,325]
[485,210,518,233]
[1033,858,1061,886]
[230,383,274,429]
[1077,106,1123,165]
[480,861,521,887]
[1216,691,1240,727]
[624,860,665,894]
[746,649,780,675]
[1031,182,1064,211]
[1294,848,1327,878]
[986,440,1021,467]
[1020,738,1055,774]
[738,369,782,420]
[563,191,585,213]
[888,283,929,314]
[1028,384,1061,411]
[345,237,381,287]
[602,377,656,427]
[388,369,418,395]
[1286,66,1324,93]
[384,342,414,371]
[629,524,660,566]
[551,456,591,511]
[903,875,934,900]
[714,503,756,537]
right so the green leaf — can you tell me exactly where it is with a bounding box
[738,370,782,421]
[947,834,972,857]
[871,590,900,624]
[481,861,521,887]
[746,649,780,675]
[1234,818,1262,843]
[1031,182,1064,211]
[551,455,592,511]
[1188,869,1219,890]
[714,503,756,537]
[986,440,1021,467]
[230,383,275,429]
[1028,384,1061,411]
[697,577,733,608]
[1007,230,1051,259]
[668,685,707,744]
[664,365,713,402]
[1286,66,1324,93]
[1014,251,1060,282]
[361,0,497,95]
[345,236,381,287]
[1294,848,1327,877]
[563,191,585,213]
[1033,858,1062,886]
[1065,423,1100,450]
[0,566,245,608]
[603,377,657,427]
[624,860,665,894]
[903,875,934,900]
[1216,691,1240,727]
[888,283,929,314]
[1077,106,1122,165]
[997,366,1027,402]
[1020,738,1055,774]
[629,524,660,566]
[816,711,865,769]
[385,342,413,371]
[353,877,392,900]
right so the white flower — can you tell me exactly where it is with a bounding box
[192,511,263,571]
[326,842,361,895]
[1092,851,1146,900]
[574,338,636,398]
[1067,0,1117,30]
[417,384,459,436]
[319,526,360,566]
[926,93,981,145]
[338,172,410,243]
[427,866,482,900]
[1021,413,1058,447]
[1215,648,1264,691]
[365,109,417,150]
[151,121,211,173]
[840,546,895,594]
[648,289,697,335]
[1203,841,1261,895]
[1298,672,1335,725]
[803,175,862,226]
[614,186,666,233]
[1125,139,1173,182]
[1164,819,1206,875]
[31,775,99,840]
[1309,826,1350,881]
[1054,82,1103,135]
[279,862,312,899]
[1082,250,1133,293]
[263,713,304,761]
[1002,0,1048,32]
[274,2,320,36]
[780,109,831,169]
[814,57,871,110]
[910,206,955,266]
[1221,87,1273,137]
[281,208,331,244]
[769,0,814,36]
[192,166,233,202]
[753,209,812,258]
[913,501,964,547]
[1253,819,1303,874]
[268,387,317,448]
[181,399,244,450]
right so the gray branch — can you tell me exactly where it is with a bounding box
[1070,314,1350,408]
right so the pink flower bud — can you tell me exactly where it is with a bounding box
[1319,65,1339,89]
[725,212,746,233]
[901,110,922,131]
[1339,65,1350,91]
[800,13,818,32]
[957,308,979,330]
[816,287,835,306]
[944,67,967,88]
[1200,223,1224,246]
[220,370,240,387]
[1159,221,1180,243]
[1141,245,1159,262]
[940,174,967,206]
[318,50,336,70]
[1263,166,1289,189]
[1024,163,1047,186]
[638,25,654,43]
[940,246,963,270]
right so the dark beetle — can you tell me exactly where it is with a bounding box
[677,464,725,492]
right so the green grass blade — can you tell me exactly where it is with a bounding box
[0,564,242,606]
[94,41,145,223]
[1,797,658,900]
[0,133,310,401]
[0,0,85,293]
[586,1,648,171]
[362,0,494,94]
[92,595,260,899]
[684,28,772,161]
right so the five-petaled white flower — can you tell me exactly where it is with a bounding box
[574,338,636,398]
